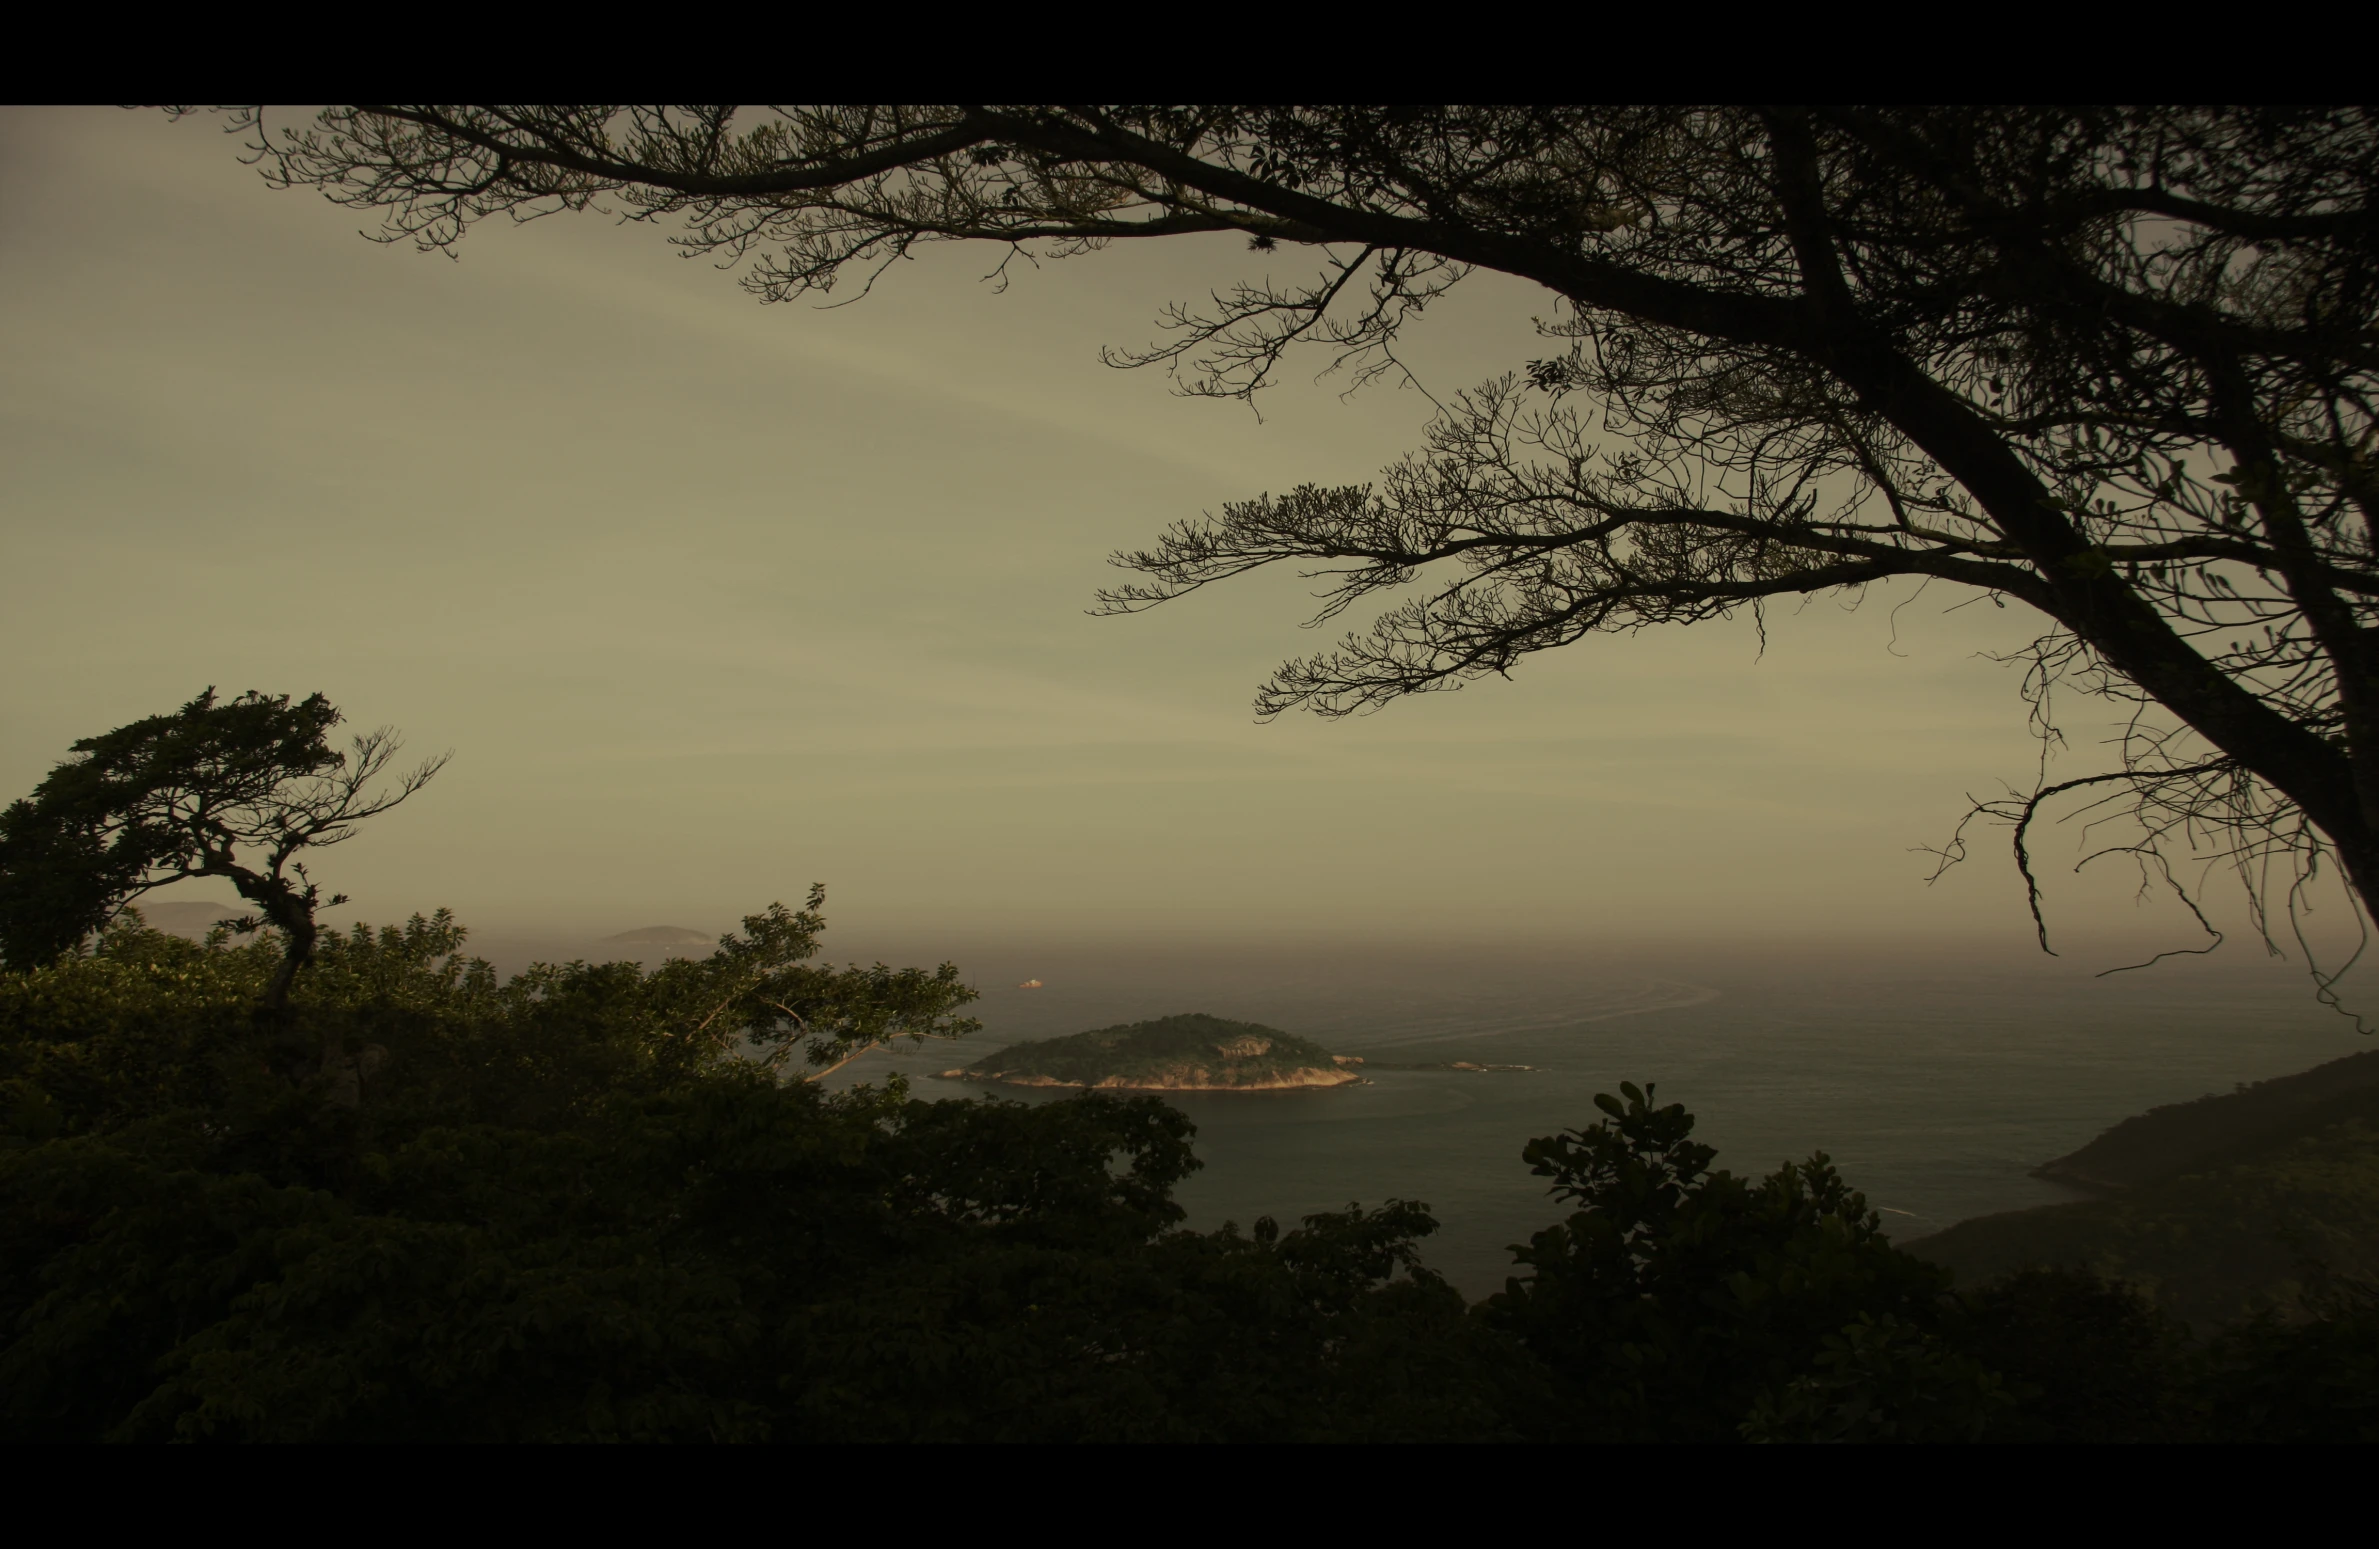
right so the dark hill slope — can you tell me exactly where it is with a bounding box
[2035,1048,2379,1191]
[1905,1065,2379,1330]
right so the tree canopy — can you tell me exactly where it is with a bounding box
[181,104,2379,976]
[0,689,444,1010]
[9,910,2371,1441]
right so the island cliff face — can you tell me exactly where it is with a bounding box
[942,1012,1362,1092]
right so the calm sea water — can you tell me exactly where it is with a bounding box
[475,930,2372,1300]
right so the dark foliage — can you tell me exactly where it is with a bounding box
[2194,1267,2379,1442]
[1951,1268,2191,1442]
[5,900,2374,1439]
[10,920,2377,1440]
[0,915,1498,1441]
[1479,1082,1991,1441]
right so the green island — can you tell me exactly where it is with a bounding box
[940,1012,1363,1091]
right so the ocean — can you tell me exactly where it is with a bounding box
[802,934,2369,1298]
[420,925,2379,1300]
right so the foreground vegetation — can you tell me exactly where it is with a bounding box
[5,912,2375,1442]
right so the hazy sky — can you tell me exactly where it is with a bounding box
[0,107,2286,953]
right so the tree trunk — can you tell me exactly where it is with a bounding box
[236,892,354,1100]
[253,902,316,1014]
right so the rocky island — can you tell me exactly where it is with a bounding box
[940,1012,1363,1092]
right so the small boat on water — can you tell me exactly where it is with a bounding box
[1016,978,1044,989]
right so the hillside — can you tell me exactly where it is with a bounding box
[1904,1064,2379,1330]
[943,1013,1361,1092]
[2034,1047,2379,1190]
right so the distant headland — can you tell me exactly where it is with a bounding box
[940,1012,1363,1092]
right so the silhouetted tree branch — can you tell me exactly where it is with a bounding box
[178,105,2379,987]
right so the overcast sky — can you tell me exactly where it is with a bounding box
[1,107,2290,956]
